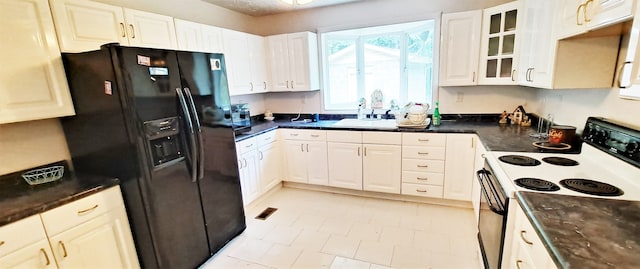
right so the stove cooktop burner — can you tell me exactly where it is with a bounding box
[514,178,560,192]
[559,179,624,196]
[498,155,541,166]
[542,157,579,166]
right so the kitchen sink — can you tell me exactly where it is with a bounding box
[332,119,397,130]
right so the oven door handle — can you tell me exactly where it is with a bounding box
[477,169,506,215]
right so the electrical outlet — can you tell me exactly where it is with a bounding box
[456,92,464,103]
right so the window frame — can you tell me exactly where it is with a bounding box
[318,15,441,113]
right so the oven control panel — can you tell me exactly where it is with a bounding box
[583,117,640,167]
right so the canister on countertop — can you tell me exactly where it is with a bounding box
[548,125,576,144]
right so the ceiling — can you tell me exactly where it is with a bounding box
[202,0,362,16]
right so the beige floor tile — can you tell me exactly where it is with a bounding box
[260,244,303,269]
[263,225,304,245]
[414,230,451,254]
[244,219,277,240]
[292,250,336,269]
[379,226,414,246]
[369,264,394,269]
[354,241,394,266]
[329,256,371,269]
[226,238,273,263]
[291,229,331,251]
[390,245,431,269]
[291,213,327,231]
[429,252,481,269]
[319,217,354,236]
[369,211,401,227]
[322,235,361,258]
[347,221,382,242]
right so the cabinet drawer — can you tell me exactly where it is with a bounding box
[0,215,47,255]
[326,130,362,143]
[402,133,446,146]
[363,132,401,145]
[401,183,443,198]
[255,131,278,147]
[515,207,552,269]
[40,186,124,236]
[401,171,444,186]
[402,159,445,173]
[402,146,445,160]
[236,137,257,154]
[281,129,326,141]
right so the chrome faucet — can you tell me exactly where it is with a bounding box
[370,109,375,119]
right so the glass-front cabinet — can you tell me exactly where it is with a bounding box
[479,1,521,85]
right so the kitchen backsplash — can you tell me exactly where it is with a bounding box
[0,119,70,176]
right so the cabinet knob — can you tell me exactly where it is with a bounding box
[119,23,126,37]
[417,164,429,168]
[128,24,136,38]
[59,241,68,258]
[520,230,534,245]
[77,204,99,215]
[416,189,427,193]
[40,248,51,265]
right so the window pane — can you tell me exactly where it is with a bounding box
[407,27,434,105]
[364,35,401,107]
[327,39,357,110]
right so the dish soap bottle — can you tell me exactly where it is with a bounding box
[433,101,441,126]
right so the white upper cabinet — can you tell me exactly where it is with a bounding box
[267,32,320,92]
[49,0,177,52]
[174,19,224,53]
[0,0,75,124]
[223,29,268,95]
[478,1,522,85]
[556,0,635,39]
[517,0,556,88]
[618,2,640,99]
[439,10,482,86]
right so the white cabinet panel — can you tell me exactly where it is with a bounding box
[440,10,482,86]
[258,141,282,192]
[556,0,634,39]
[267,32,319,92]
[283,140,309,183]
[0,0,75,124]
[478,1,522,85]
[306,141,329,185]
[363,144,401,194]
[124,8,177,50]
[238,150,259,205]
[0,239,56,269]
[174,19,203,52]
[328,142,363,190]
[443,134,476,201]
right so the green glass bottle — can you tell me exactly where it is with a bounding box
[433,101,441,126]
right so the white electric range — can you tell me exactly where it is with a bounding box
[487,143,640,200]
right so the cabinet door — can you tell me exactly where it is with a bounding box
[288,32,318,91]
[283,140,308,183]
[443,134,476,201]
[248,34,269,93]
[49,209,139,269]
[238,150,259,205]
[123,8,177,50]
[328,142,363,190]
[258,142,282,193]
[0,0,75,124]
[518,0,556,88]
[0,240,56,269]
[306,141,329,186]
[556,0,587,39]
[201,24,224,53]
[439,10,482,86]
[472,137,486,224]
[363,144,401,194]
[267,34,291,91]
[174,19,203,52]
[479,1,521,85]
[48,0,128,52]
[223,29,252,95]
[589,0,634,30]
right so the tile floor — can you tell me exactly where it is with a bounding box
[200,188,481,269]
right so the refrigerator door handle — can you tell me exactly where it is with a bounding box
[176,88,198,183]
[184,88,205,181]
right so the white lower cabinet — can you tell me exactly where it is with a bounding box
[327,131,402,194]
[0,186,139,269]
[401,133,447,198]
[235,130,282,206]
[282,129,328,185]
[505,203,557,269]
[443,134,477,201]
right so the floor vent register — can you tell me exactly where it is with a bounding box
[255,207,278,220]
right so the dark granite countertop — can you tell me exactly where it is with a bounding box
[516,191,640,269]
[235,114,580,153]
[0,162,120,226]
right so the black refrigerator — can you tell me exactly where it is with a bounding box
[60,44,246,269]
